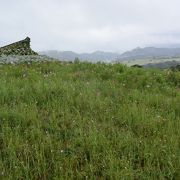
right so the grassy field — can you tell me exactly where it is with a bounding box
[0,61,180,179]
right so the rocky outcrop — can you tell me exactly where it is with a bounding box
[0,37,38,56]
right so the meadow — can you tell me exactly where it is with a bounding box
[0,61,180,179]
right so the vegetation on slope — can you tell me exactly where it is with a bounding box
[0,61,180,179]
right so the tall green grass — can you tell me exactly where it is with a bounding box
[0,61,180,179]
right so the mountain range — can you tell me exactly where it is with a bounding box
[39,47,180,62]
[39,50,120,62]
[118,47,180,60]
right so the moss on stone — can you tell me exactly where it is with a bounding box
[0,37,38,56]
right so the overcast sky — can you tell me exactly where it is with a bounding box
[1,0,180,53]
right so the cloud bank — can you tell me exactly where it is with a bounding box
[1,0,180,52]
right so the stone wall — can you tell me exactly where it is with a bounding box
[0,55,57,64]
[0,37,38,56]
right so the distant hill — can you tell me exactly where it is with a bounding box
[40,47,180,62]
[39,50,120,62]
[118,47,180,60]
[143,60,180,69]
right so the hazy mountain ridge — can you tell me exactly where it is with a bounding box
[118,47,180,60]
[39,47,180,62]
[39,50,120,62]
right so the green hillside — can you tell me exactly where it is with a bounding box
[0,61,180,179]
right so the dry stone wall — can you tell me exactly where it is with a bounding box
[0,37,38,56]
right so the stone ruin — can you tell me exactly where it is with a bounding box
[0,37,38,56]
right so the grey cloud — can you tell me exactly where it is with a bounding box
[1,0,180,52]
